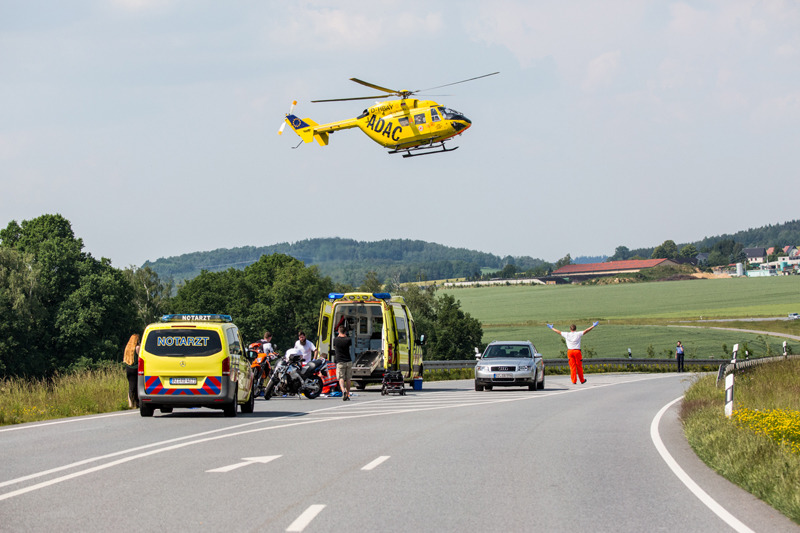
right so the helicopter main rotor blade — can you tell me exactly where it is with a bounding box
[349,78,400,95]
[417,71,500,93]
[311,94,390,103]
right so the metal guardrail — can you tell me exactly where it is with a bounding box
[424,358,728,371]
[715,354,799,386]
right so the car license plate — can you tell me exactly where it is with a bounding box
[494,373,512,379]
[170,377,197,385]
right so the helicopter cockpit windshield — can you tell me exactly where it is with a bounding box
[438,107,471,124]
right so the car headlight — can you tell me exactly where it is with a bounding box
[476,365,487,372]
[518,365,530,371]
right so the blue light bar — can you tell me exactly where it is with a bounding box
[327,293,345,300]
[372,293,391,299]
[160,314,232,323]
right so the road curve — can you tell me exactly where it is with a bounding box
[0,374,796,532]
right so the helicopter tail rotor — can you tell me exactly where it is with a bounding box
[278,100,298,135]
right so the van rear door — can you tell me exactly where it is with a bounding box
[390,303,412,376]
[317,300,333,358]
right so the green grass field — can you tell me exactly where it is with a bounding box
[443,276,800,359]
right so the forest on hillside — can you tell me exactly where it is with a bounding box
[143,220,800,286]
[143,238,550,286]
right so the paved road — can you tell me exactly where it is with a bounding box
[1,374,796,532]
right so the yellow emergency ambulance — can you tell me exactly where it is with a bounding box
[137,314,255,417]
[316,292,424,389]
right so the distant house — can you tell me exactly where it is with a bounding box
[552,259,679,280]
[784,246,799,258]
[743,247,767,264]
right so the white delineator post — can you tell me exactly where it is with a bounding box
[724,343,738,418]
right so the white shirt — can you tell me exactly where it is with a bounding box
[561,331,584,350]
[294,339,316,363]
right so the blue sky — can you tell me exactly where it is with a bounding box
[2,1,798,268]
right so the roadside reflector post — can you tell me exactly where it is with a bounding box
[784,341,788,359]
[724,343,738,419]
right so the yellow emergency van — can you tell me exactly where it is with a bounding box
[137,314,255,417]
[316,292,424,388]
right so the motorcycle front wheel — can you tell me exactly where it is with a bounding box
[263,378,275,400]
[303,376,323,399]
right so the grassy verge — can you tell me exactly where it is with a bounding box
[681,359,800,523]
[0,365,131,426]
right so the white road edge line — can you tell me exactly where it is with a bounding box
[361,455,390,471]
[651,396,755,533]
[286,504,325,532]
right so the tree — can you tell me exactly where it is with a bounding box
[554,254,572,270]
[609,246,630,261]
[425,294,483,361]
[170,254,334,349]
[679,244,698,259]
[0,214,140,376]
[358,271,383,292]
[652,240,678,259]
[123,266,173,330]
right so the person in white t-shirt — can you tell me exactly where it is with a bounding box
[547,322,598,385]
[294,331,317,364]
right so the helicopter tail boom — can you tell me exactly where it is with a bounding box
[284,115,330,146]
[283,111,360,147]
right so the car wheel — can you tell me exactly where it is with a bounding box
[140,404,154,417]
[538,371,545,390]
[475,382,484,391]
[241,387,255,413]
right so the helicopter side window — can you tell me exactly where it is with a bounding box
[398,117,409,127]
[430,108,441,122]
[414,114,426,125]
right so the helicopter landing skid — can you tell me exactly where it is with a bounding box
[389,142,458,158]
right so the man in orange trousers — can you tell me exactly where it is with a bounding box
[547,322,599,384]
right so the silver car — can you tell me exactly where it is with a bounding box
[474,341,545,391]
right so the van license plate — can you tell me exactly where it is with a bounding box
[170,377,197,385]
[494,373,512,379]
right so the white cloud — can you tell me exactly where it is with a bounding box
[582,50,621,93]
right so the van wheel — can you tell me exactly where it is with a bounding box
[241,388,255,413]
[140,404,154,417]
[224,387,238,417]
[356,382,366,390]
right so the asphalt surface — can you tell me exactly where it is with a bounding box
[0,374,796,532]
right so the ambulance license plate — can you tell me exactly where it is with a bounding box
[494,373,512,379]
[170,377,197,385]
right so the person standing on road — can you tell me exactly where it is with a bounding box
[546,322,598,384]
[123,333,141,408]
[333,325,354,401]
[676,341,685,373]
[294,331,317,364]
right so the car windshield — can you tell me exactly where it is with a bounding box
[483,345,531,358]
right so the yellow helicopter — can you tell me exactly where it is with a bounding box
[279,72,498,158]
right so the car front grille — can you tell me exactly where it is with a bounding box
[490,366,515,372]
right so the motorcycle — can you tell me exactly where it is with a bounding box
[263,350,327,400]
[248,342,278,398]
